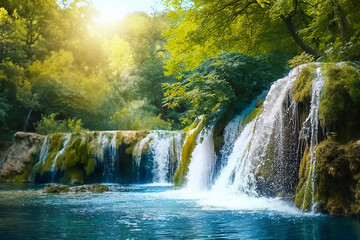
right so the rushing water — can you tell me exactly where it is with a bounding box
[0,184,359,240]
[301,67,325,210]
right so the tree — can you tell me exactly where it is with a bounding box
[163,0,360,75]
[163,52,287,124]
[0,8,26,63]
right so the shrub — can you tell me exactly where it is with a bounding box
[34,113,85,135]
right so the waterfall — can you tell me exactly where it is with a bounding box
[33,136,51,170]
[300,67,324,210]
[185,126,216,191]
[212,67,302,195]
[215,92,267,176]
[133,130,183,184]
[102,132,118,182]
[51,134,71,182]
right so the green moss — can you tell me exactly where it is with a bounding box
[125,146,134,155]
[65,149,79,168]
[293,65,316,103]
[313,140,353,215]
[294,146,312,211]
[173,117,204,187]
[42,133,66,173]
[86,158,96,175]
[298,146,309,179]
[319,64,360,137]
[87,184,109,193]
[44,184,70,193]
[14,169,30,183]
[61,167,84,184]
[116,131,123,148]
[243,99,264,126]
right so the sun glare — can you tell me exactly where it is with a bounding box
[95,9,120,24]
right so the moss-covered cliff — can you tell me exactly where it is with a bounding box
[293,63,360,216]
[0,130,184,185]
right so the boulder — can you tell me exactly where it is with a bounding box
[44,184,109,194]
[44,184,70,193]
[0,132,43,181]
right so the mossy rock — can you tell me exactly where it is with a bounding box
[173,117,204,187]
[41,133,66,173]
[44,184,70,193]
[319,64,360,140]
[315,140,353,215]
[293,64,316,103]
[87,184,109,193]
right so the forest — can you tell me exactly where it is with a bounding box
[0,0,359,139]
[2,1,360,238]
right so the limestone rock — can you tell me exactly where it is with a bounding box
[0,132,43,181]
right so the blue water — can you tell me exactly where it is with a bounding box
[0,184,359,239]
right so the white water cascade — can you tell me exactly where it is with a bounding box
[212,67,304,195]
[33,136,51,170]
[93,131,119,182]
[133,131,183,183]
[185,126,216,191]
[51,134,71,182]
[301,67,325,210]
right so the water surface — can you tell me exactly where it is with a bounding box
[0,184,359,239]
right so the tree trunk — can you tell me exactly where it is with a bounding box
[334,1,349,43]
[281,16,319,58]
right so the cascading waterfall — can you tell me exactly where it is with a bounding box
[211,67,303,195]
[300,67,324,210]
[178,64,328,212]
[51,134,71,182]
[33,136,51,170]
[102,132,118,182]
[185,126,216,191]
[34,130,184,184]
[133,131,183,183]
[215,92,267,178]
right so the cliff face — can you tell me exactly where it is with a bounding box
[0,132,43,182]
[0,130,184,185]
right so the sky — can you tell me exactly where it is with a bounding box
[90,0,166,24]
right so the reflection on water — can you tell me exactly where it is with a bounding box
[0,184,359,240]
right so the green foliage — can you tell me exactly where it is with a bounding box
[288,53,315,69]
[0,1,177,133]
[0,7,26,63]
[293,65,316,103]
[34,113,85,135]
[0,94,10,132]
[109,101,171,130]
[164,0,360,75]
[163,52,287,125]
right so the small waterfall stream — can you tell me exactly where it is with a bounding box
[185,126,215,191]
[33,136,51,170]
[133,130,183,184]
[51,135,71,182]
[300,67,324,210]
